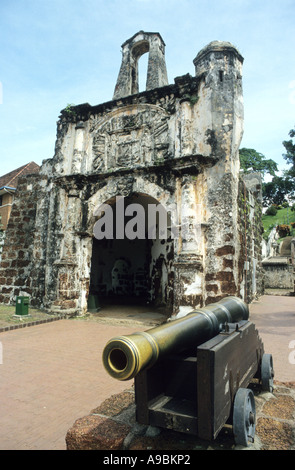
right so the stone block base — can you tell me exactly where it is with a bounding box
[66,415,131,450]
[66,383,295,451]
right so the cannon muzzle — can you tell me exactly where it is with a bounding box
[102,296,249,381]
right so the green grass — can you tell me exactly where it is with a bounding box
[0,305,58,328]
[262,206,295,240]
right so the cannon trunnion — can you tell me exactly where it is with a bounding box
[102,297,274,447]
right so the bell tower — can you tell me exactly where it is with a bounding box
[113,31,169,99]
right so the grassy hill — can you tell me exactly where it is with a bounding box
[262,206,295,240]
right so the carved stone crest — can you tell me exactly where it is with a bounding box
[91,104,169,172]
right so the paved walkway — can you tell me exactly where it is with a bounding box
[0,319,147,450]
[0,295,294,450]
[249,295,295,384]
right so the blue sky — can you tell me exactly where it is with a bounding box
[0,0,294,177]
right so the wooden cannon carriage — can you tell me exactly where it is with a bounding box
[102,296,274,447]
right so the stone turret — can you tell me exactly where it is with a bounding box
[193,40,244,171]
[193,40,244,77]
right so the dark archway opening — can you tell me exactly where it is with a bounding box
[89,193,174,313]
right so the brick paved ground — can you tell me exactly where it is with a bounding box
[0,319,147,450]
[0,295,294,450]
[249,295,295,384]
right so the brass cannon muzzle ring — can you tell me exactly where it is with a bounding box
[102,332,159,381]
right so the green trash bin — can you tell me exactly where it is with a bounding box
[15,296,30,316]
[87,294,100,313]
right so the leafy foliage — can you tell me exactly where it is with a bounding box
[239,148,278,176]
[265,205,277,216]
[262,205,295,240]
[276,224,291,237]
[263,175,295,207]
[239,138,295,207]
[283,126,295,177]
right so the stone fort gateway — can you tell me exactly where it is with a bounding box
[0,31,264,318]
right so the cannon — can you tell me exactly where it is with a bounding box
[102,296,274,447]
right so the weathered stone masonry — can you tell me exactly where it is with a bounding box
[238,173,264,303]
[0,32,263,317]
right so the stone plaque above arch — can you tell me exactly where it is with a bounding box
[90,104,170,172]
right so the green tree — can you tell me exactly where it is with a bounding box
[239,148,278,177]
[282,126,295,176]
[263,175,295,207]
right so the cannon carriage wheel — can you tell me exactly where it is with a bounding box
[232,353,274,447]
[261,353,274,393]
[233,388,256,447]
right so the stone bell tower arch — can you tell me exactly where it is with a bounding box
[113,31,169,99]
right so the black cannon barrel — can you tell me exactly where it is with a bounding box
[102,296,249,381]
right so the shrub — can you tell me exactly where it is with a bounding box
[276,224,291,237]
[266,205,278,216]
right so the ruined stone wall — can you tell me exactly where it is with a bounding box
[0,192,13,230]
[202,171,240,306]
[0,34,263,316]
[0,174,49,306]
[0,230,5,263]
[262,258,293,290]
[238,175,264,303]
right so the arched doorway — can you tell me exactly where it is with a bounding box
[89,193,174,312]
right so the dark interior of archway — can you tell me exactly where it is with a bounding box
[89,194,174,310]
[90,236,150,306]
